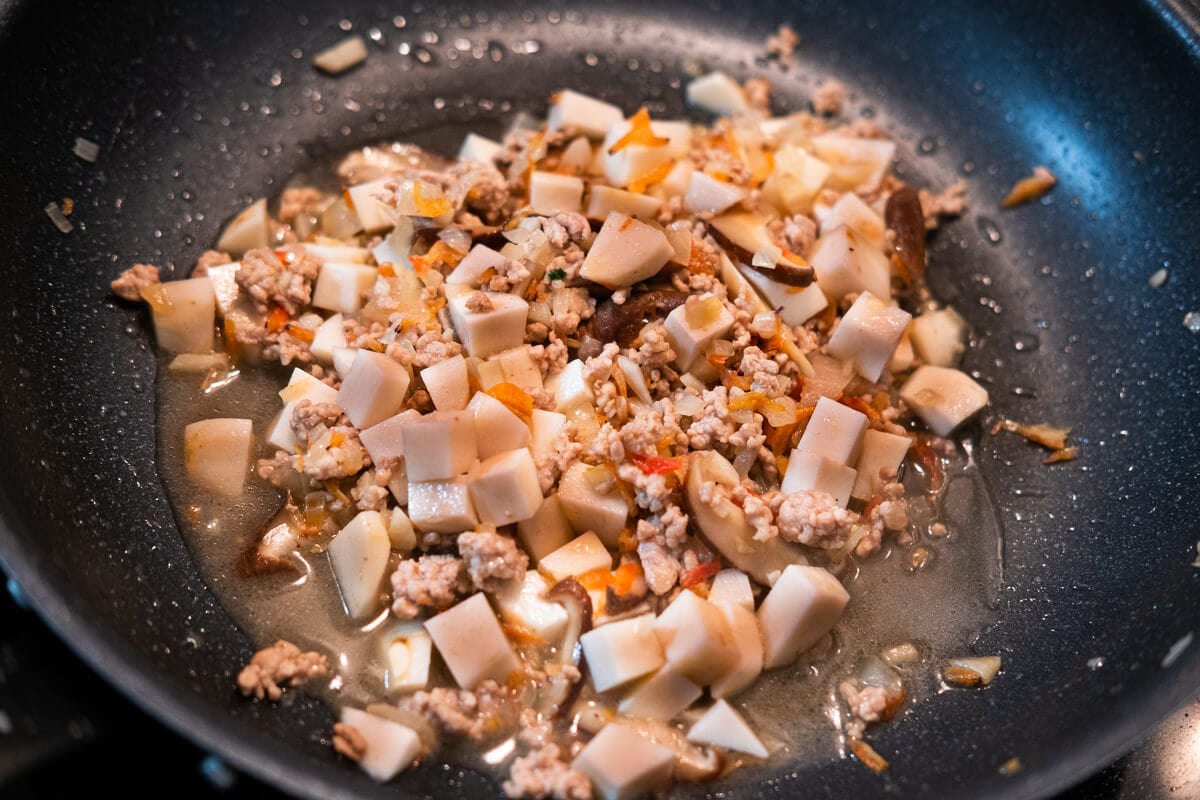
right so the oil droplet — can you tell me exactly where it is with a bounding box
[908,546,933,571]
[1184,311,1200,333]
[392,15,407,29]
[1011,333,1039,352]
[1087,656,1105,670]
[977,217,1003,245]
[918,136,937,155]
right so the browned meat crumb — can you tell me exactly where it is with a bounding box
[503,744,594,800]
[110,263,161,301]
[766,24,799,66]
[840,679,892,739]
[918,181,968,230]
[768,214,818,257]
[194,249,232,275]
[457,162,512,222]
[256,451,296,489]
[458,530,529,593]
[466,291,494,313]
[743,78,772,113]
[237,246,322,315]
[812,79,846,115]
[279,187,326,223]
[407,680,513,740]
[236,640,329,701]
[390,554,472,619]
[332,722,367,761]
[291,399,349,444]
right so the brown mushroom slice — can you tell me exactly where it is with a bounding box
[884,186,926,283]
[590,289,687,347]
[539,577,595,716]
[683,451,808,586]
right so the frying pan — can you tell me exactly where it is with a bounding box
[2,0,1199,797]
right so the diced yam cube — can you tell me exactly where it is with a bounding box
[530,408,568,464]
[560,136,595,173]
[358,409,420,464]
[573,723,674,800]
[304,243,370,264]
[808,134,896,193]
[580,613,664,691]
[686,700,768,758]
[685,171,747,214]
[738,264,829,326]
[492,347,543,392]
[332,346,357,380]
[467,392,531,460]
[889,329,915,373]
[709,602,763,699]
[387,507,417,552]
[663,294,735,371]
[400,411,477,480]
[652,589,737,685]
[469,448,544,526]
[798,353,854,407]
[380,621,433,693]
[708,569,754,611]
[548,89,624,139]
[819,192,886,247]
[910,308,968,367]
[338,349,412,430]
[586,185,663,221]
[407,477,479,533]
[424,593,520,689]
[651,120,694,158]
[346,177,396,234]
[387,464,409,506]
[546,360,594,412]
[580,212,674,289]
[495,572,569,644]
[685,71,748,116]
[420,354,470,412]
[826,292,912,382]
[617,666,702,721]
[795,395,868,466]
[445,284,528,358]
[757,564,850,668]
[658,161,694,198]
[617,356,653,405]
[446,243,508,287]
[328,510,392,619]
[458,132,503,163]
[899,366,989,437]
[760,145,831,215]
[152,277,215,353]
[600,121,673,188]
[339,707,422,782]
[853,429,912,501]
[529,171,584,215]
[310,313,346,363]
[184,418,252,497]
[216,198,268,256]
[539,532,613,583]
[809,226,891,303]
[267,369,340,451]
[475,358,506,391]
[556,462,629,548]
[517,495,574,562]
[205,262,240,315]
[312,262,378,314]
[779,451,857,507]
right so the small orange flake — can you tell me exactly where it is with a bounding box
[410,241,465,273]
[607,107,668,155]
[485,382,534,425]
[849,739,889,773]
[412,181,453,218]
[912,435,945,492]
[680,560,722,589]
[285,324,315,343]
[836,394,880,422]
[378,263,396,278]
[630,452,682,475]
[627,160,674,194]
[266,305,290,333]
[60,197,75,216]
[1002,166,1057,208]
[342,188,356,212]
[1043,446,1078,464]
[991,419,1071,450]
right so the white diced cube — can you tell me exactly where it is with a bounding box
[530,410,568,468]
[579,211,674,289]
[205,262,240,315]
[332,345,357,380]
[445,284,529,358]
[338,349,412,430]
[184,418,252,497]
[407,477,479,533]
[889,330,915,373]
[738,263,829,327]
[387,507,417,551]
[617,666,702,721]
[586,185,663,221]
[328,510,392,619]
[152,277,215,353]
[652,120,693,158]
[685,171,747,214]
[708,569,754,612]
[658,161,694,198]
[779,450,858,507]
[548,89,624,139]
[809,226,891,303]
[910,308,968,367]
[467,392,532,460]
[686,700,768,758]
[339,707,422,782]
[580,613,664,691]
[358,409,420,464]
[381,621,433,693]
[600,121,673,189]
[709,602,763,699]
[546,360,594,412]
[387,463,409,506]
[663,294,736,371]
[573,723,674,800]
[761,145,831,215]
[458,132,503,163]
[560,136,595,173]
[424,593,520,689]
[267,369,340,451]
[852,429,913,501]
[216,198,269,257]
[899,366,989,437]
[685,71,748,116]
[808,134,897,193]
[313,262,378,314]
[495,572,569,644]
[538,532,613,582]
[421,354,470,412]
[346,177,397,234]
[400,411,477,480]
[517,495,575,562]
[310,313,346,364]
[530,171,585,215]
[652,590,737,685]
[475,359,506,391]
[304,243,370,263]
[556,462,630,548]
[826,292,912,382]
[492,347,543,392]
[819,192,886,247]
[795,395,868,466]
[757,564,850,669]
[446,243,509,286]
[469,448,544,526]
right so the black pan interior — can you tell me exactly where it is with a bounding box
[1,0,1199,798]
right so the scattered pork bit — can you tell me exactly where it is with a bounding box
[332,722,368,761]
[1002,165,1057,208]
[765,24,799,66]
[110,263,161,301]
[236,640,329,701]
[812,79,845,115]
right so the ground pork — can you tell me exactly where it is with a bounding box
[743,77,771,113]
[840,679,892,739]
[407,680,513,740]
[766,24,799,66]
[110,263,161,301]
[237,246,322,315]
[485,257,532,293]
[194,249,232,274]
[466,291,494,313]
[534,423,581,494]
[291,399,348,443]
[812,80,846,115]
[390,555,472,619]
[541,212,591,248]
[302,426,366,480]
[236,640,328,701]
[457,530,528,593]
[529,333,569,377]
[738,488,778,542]
[630,324,675,371]
[767,214,818,257]
[279,187,326,223]
[546,244,586,287]
[918,181,968,230]
[637,541,682,596]
[738,346,792,398]
[770,489,859,549]
[256,451,297,489]
[352,470,391,512]
[331,722,367,761]
[459,162,511,222]
[547,286,593,337]
[686,386,734,450]
[410,329,463,368]
[503,744,593,800]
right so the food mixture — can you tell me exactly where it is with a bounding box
[112,62,1015,798]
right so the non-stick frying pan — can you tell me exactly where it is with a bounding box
[2,0,1199,797]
